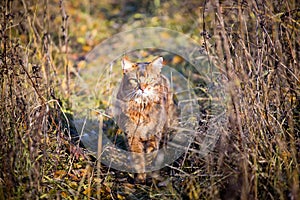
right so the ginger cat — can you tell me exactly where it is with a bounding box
[113,56,177,182]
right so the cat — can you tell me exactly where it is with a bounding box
[113,56,177,182]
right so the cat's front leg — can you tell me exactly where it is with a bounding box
[144,134,165,181]
[127,136,146,183]
[145,134,161,154]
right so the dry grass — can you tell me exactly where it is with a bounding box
[0,0,299,199]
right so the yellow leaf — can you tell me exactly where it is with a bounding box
[80,25,87,33]
[77,37,85,44]
[68,173,79,181]
[74,163,82,169]
[82,45,91,52]
[54,170,67,179]
[172,55,184,64]
[83,187,91,195]
[117,194,125,200]
[61,191,68,198]
[40,194,48,199]
[69,181,78,188]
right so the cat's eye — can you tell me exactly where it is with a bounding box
[147,77,155,83]
[129,79,138,85]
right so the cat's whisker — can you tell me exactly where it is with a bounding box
[127,90,142,101]
[125,90,136,99]
[134,93,140,99]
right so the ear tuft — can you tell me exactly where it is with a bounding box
[121,57,134,71]
[151,56,163,69]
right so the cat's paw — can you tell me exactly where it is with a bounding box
[134,173,146,184]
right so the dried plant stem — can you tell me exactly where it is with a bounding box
[59,0,70,100]
[97,113,103,199]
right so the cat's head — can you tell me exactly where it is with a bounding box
[121,56,163,75]
[119,56,165,103]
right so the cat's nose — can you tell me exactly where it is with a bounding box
[140,83,147,91]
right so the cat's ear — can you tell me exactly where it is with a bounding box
[121,57,134,73]
[150,56,164,70]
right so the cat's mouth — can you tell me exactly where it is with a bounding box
[133,89,161,107]
[134,91,149,103]
[137,88,151,97]
[132,89,150,106]
[127,87,160,109]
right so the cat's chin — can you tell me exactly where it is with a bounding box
[134,97,149,105]
[134,98,143,104]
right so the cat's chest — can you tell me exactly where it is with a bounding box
[126,99,167,124]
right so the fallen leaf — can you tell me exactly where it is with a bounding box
[54,170,67,179]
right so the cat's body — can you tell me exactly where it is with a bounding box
[113,57,176,182]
